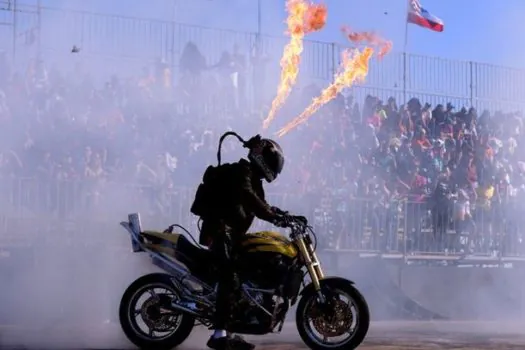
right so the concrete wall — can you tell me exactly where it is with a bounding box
[320,252,525,321]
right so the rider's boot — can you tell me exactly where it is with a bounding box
[207,334,255,350]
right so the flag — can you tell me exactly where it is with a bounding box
[407,0,444,32]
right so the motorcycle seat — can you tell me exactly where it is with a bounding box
[141,230,181,245]
[175,234,211,263]
[139,230,214,279]
[176,234,215,282]
[140,230,210,260]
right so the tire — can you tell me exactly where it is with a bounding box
[296,278,370,350]
[119,273,195,350]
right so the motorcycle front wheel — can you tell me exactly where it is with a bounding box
[119,273,195,350]
[296,278,370,350]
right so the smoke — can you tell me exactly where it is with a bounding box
[0,0,322,348]
[3,0,525,349]
[0,0,252,348]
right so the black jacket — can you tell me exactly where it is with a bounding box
[191,158,276,243]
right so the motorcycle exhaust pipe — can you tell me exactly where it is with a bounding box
[170,300,204,317]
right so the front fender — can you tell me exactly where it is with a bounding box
[300,276,355,297]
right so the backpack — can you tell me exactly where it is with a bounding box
[190,163,233,218]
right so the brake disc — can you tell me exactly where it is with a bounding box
[311,299,353,337]
[141,295,178,332]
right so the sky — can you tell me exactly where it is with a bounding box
[28,0,523,69]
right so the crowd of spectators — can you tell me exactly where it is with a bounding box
[1,41,525,257]
[310,95,525,256]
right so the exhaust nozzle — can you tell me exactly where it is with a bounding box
[170,300,203,317]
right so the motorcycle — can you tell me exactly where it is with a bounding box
[118,212,370,350]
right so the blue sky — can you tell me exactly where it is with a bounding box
[45,0,523,69]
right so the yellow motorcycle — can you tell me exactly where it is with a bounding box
[118,212,370,350]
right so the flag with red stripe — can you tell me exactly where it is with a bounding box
[407,0,444,32]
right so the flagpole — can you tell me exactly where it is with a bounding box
[257,0,262,38]
[403,0,409,104]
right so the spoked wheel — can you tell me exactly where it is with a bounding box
[296,278,370,350]
[119,273,195,350]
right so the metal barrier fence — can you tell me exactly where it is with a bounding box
[3,4,525,113]
[1,177,523,259]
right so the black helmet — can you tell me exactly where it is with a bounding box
[247,136,284,183]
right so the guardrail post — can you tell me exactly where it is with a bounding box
[331,42,336,82]
[403,200,408,262]
[469,61,474,107]
[403,52,407,103]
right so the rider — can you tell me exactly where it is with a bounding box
[189,132,287,350]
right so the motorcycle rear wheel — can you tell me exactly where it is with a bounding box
[296,278,370,350]
[119,273,195,350]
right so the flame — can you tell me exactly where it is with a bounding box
[276,47,374,138]
[305,3,327,33]
[275,27,392,137]
[341,26,392,59]
[262,0,327,130]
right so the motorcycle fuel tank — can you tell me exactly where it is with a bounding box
[239,231,298,258]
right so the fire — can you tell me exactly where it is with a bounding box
[262,0,327,130]
[276,47,374,138]
[305,3,327,33]
[341,26,392,59]
[275,27,392,137]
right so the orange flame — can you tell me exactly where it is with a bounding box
[276,48,374,138]
[305,3,327,33]
[275,27,392,137]
[262,0,327,130]
[341,26,392,59]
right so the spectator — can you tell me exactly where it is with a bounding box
[0,49,524,258]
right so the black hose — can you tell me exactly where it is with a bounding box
[173,224,202,247]
[216,131,247,165]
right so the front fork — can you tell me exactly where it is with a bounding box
[296,236,325,292]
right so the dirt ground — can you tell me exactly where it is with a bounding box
[1,321,525,349]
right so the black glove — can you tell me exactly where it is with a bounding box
[272,215,289,228]
[293,215,308,225]
[271,206,287,216]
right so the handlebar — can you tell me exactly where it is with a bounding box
[272,207,308,231]
[284,214,308,227]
